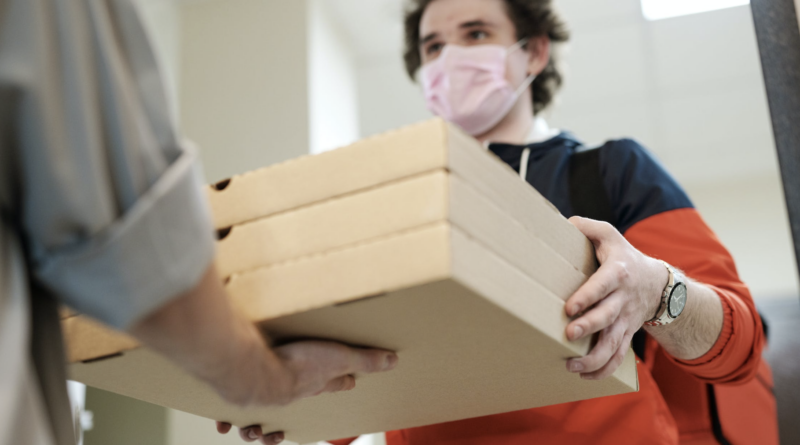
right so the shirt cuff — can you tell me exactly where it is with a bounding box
[35,143,216,330]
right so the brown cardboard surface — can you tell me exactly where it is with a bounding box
[68,224,637,444]
[205,120,448,229]
[63,315,140,363]
[216,170,587,299]
[207,119,595,277]
[215,171,449,278]
[65,119,637,443]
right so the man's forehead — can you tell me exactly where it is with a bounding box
[419,0,510,37]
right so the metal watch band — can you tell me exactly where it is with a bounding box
[644,261,682,327]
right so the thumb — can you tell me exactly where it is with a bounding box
[342,348,398,376]
[319,375,357,395]
[568,216,618,246]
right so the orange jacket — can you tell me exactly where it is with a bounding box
[330,209,777,445]
[331,134,777,444]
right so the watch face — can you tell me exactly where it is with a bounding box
[668,283,688,318]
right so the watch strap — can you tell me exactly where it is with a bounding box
[644,261,679,327]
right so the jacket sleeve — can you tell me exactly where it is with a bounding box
[624,208,764,385]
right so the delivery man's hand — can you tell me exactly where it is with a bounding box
[562,217,667,380]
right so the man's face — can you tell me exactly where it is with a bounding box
[419,0,520,66]
[418,0,545,93]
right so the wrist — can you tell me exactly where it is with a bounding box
[646,258,670,322]
[644,260,690,329]
[204,319,288,406]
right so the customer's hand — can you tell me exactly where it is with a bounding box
[563,216,667,380]
[215,333,398,407]
[130,266,397,442]
[216,422,284,445]
[213,338,398,444]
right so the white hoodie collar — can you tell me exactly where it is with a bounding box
[527,117,560,144]
[483,117,560,149]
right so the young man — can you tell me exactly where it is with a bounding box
[0,2,397,445]
[326,0,773,444]
[399,0,774,443]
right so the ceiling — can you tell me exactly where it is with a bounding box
[320,0,406,59]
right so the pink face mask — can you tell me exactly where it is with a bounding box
[420,40,535,136]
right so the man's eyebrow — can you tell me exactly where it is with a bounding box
[460,20,493,29]
[420,32,439,46]
[420,20,495,46]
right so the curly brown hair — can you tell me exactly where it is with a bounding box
[403,0,569,115]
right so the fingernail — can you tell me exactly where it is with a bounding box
[569,361,584,372]
[273,435,284,444]
[249,430,259,440]
[570,304,581,316]
[384,354,398,370]
[572,325,584,339]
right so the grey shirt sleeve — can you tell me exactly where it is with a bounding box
[0,0,216,329]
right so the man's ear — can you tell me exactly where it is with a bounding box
[526,36,551,76]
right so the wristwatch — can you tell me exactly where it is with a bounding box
[644,261,687,327]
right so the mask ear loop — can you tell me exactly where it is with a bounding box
[514,73,536,97]
[507,38,530,54]
[508,38,536,97]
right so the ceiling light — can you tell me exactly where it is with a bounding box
[641,0,750,21]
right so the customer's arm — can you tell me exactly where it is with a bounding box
[131,265,397,407]
[6,0,396,412]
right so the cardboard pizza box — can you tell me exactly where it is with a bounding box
[63,119,638,444]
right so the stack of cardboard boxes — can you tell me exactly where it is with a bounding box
[63,119,637,444]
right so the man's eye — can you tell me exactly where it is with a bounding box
[426,43,444,55]
[469,30,488,40]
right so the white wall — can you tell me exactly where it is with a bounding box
[356,54,432,138]
[687,175,798,300]
[550,2,776,186]
[308,0,361,154]
[180,0,310,183]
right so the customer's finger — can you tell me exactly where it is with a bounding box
[341,347,398,376]
[240,425,264,443]
[260,431,285,445]
[321,374,356,394]
[273,341,398,403]
[216,421,232,434]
